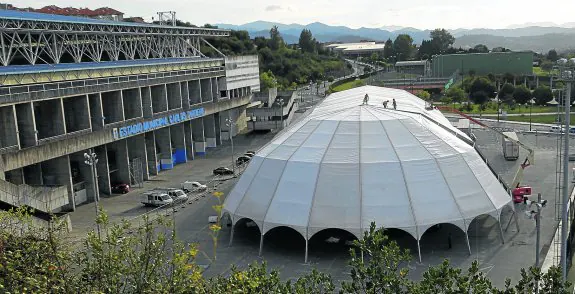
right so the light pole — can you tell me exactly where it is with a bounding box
[225,117,235,174]
[278,98,285,130]
[529,99,534,131]
[84,150,101,239]
[524,193,547,268]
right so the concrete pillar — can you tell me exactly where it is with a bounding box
[181,81,190,110]
[101,91,124,125]
[151,85,168,114]
[95,145,111,195]
[155,127,173,170]
[15,103,35,148]
[89,93,104,131]
[214,112,222,146]
[188,80,201,105]
[204,115,217,148]
[145,132,158,176]
[23,164,42,185]
[69,152,94,204]
[167,82,182,110]
[200,79,212,103]
[33,99,65,140]
[63,95,90,133]
[211,78,218,100]
[0,105,18,149]
[184,121,195,161]
[219,110,230,142]
[42,156,74,211]
[122,88,143,120]
[109,140,130,185]
[127,134,149,181]
[141,86,153,119]
[191,118,206,155]
[170,124,186,165]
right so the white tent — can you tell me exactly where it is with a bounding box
[223,86,513,262]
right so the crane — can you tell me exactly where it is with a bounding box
[437,106,535,190]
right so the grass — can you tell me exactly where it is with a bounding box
[449,103,557,114]
[533,66,558,77]
[499,114,575,124]
[331,79,366,92]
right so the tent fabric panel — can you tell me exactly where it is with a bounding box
[401,119,458,158]
[223,156,265,215]
[302,133,335,148]
[417,116,473,154]
[382,119,432,162]
[234,158,287,223]
[462,151,511,209]
[266,145,299,160]
[309,162,361,235]
[330,133,360,149]
[290,146,328,163]
[314,120,340,134]
[324,147,359,164]
[436,154,496,219]
[361,162,416,230]
[282,131,312,147]
[402,159,462,226]
[263,161,320,234]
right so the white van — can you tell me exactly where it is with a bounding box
[181,181,207,193]
[550,126,564,133]
[141,192,173,207]
[166,189,188,203]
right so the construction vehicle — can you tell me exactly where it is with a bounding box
[437,106,534,191]
[501,132,520,161]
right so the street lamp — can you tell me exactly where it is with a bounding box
[277,98,285,130]
[529,98,535,131]
[524,193,547,269]
[84,150,101,238]
[224,117,235,174]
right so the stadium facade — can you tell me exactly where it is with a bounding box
[0,10,260,220]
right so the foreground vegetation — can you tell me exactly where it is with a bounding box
[0,206,570,293]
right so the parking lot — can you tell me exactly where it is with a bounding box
[67,113,573,289]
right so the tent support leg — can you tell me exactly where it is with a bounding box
[465,232,472,255]
[258,234,264,256]
[498,221,505,244]
[417,240,422,263]
[305,239,309,264]
[513,210,520,233]
[228,225,234,247]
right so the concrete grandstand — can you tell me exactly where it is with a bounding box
[0,9,260,228]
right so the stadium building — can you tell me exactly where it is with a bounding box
[0,10,260,223]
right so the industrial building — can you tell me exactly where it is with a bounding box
[223,86,512,263]
[0,10,259,224]
[394,60,431,76]
[431,51,533,77]
[325,42,385,57]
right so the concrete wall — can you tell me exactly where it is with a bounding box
[15,103,37,148]
[188,80,201,105]
[34,99,65,140]
[203,115,217,148]
[63,95,90,133]
[0,105,18,149]
[181,81,190,110]
[200,79,212,103]
[141,86,153,118]
[95,145,111,195]
[166,82,182,110]
[191,118,205,155]
[211,77,219,100]
[101,91,124,124]
[108,140,130,185]
[88,93,104,131]
[151,84,168,114]
[127,134,149,181]
[122,88,143,120]
[145,132,158,176]
[41,155,74,211]
[155,127,173,170]
[224,55,261,92]
[183,121,195,161]
[170,124,186,164]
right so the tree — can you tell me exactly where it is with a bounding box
[446,87,466,104]
[473,44,489,53]
[269,25,284,50]
[260,70,278,90]
[383,38,394,59]
[418,39,434,59]
[327,76,335,82]
[533,86,553,105]
[469,77,496,105]
[416,90,431,101]
[499,83,516,107]
[393,34,414,61]
[298,29,315,53]
[540,60,554,72]
[370,52,379,63]
[548,49,559,62]
[502,72,515,84]
[430,28,455,53]
[364,66,372,73]
[513,85,532,105]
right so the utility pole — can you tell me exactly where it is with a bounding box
[561,80,571,281]
[84,150,101,239]
[225,117,235,174]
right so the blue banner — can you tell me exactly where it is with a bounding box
[114,108,205,139]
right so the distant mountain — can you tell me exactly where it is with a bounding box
[506,22,558,29]
[214,21,575,51]
[454,33,575,53]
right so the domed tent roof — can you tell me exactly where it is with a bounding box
[223,86,512,262]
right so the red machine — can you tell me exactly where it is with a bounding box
[512,186,532,203]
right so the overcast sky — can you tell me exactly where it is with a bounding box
[14,0,575,29]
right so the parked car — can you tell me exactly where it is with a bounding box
[111,183,130,194]
[213,167,234,176]
[181,181,207,193]
[166,189,188,203]
[550,126,564,133]
[244,151,256,157]
[243,153,254,158]
[236,156,251,166]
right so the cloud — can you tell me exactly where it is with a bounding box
[265,5,283,12]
